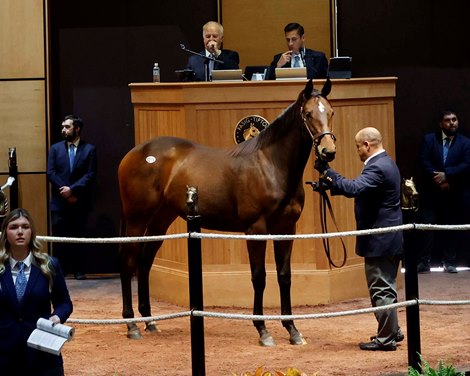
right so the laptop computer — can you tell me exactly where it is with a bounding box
[275,67,307,80]
[244,66,272,81]
[211,69,243,82]
[328,56,352,79]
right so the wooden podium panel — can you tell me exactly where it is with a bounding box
[129,78,397,307]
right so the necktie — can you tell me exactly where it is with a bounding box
[443,137,451,163]
[209,54,215,78]
[15,261,27,302]
[293,55,301,67]
[69,144,75,171]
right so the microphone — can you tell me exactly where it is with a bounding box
[180,44,187,51]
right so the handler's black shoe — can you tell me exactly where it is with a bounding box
[370,332,404,343]
[359,340,397,351]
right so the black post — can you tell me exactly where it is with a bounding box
[186,186,206,376]
[8,147,19,210]
[403,210,421,370]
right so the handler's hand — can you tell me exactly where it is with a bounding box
[314,159,330,173]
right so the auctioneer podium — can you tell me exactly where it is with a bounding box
[128,77,397,307]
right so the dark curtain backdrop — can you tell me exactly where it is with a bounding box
[49,0,470,273]
[49,0,217,273]
[337,0,470,265]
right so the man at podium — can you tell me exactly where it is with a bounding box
[186,21,240,81]
[271,22,328,79]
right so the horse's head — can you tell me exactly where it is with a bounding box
[401,177,419,211]
[186,185,199,216]
[300,79,336,162]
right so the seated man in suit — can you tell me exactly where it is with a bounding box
[270,22,328,79]
[187,21,240,81]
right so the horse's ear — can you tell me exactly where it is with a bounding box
[304,79,314,99]
[321,76,332,98]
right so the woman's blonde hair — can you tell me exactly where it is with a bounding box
[0,208,55,290]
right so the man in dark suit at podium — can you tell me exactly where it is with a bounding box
[186,21,240,81]
[47,115,97,280]
[271,22,328,79]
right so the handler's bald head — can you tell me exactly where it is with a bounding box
[354,127,384,162]
[355,127,382,146]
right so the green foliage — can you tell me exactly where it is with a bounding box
[408,353,464,376]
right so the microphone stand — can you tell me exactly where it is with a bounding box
[180,44,224,82]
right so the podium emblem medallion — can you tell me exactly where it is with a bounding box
[234,115,269,144]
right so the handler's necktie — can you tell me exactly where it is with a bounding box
[69,144,75,172]
[443,137,451,163]
[293,54,301,67]
[15,261,27,302]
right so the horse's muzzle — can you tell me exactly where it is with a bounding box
[319,149,336,162]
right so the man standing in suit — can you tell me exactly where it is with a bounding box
[186,21,240,81]
[315,127,403,351]
[270,22,328,80]
[47,115,97,280]
[417,110,470,273]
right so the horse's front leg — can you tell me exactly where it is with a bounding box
[247,240,275,346]
[119,242,142,339]
[138,242,161,334]
[274,239,306,345]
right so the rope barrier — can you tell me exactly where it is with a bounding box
[66,299,470,325]
[33,223,470,245]
[67,311,191,325]
[31,223,470,352]
[37,233,190,243]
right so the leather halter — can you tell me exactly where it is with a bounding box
[300,104,336,154]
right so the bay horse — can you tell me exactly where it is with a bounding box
[118,79,336,346]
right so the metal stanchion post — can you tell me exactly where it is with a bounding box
[403,210,421,370]
[186,186,206,376]
[8,147,18,210]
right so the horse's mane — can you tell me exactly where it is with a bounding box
[228,88,320,158]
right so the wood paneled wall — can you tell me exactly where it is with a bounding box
[0,0,48,235]
[222,0,332,68]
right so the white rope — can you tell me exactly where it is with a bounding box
[414,223,470,231]
[67,299,470,325]
[28,224,469,326]
[419,299,470,306]
[32,223,470,244]
[67,311,191,324]
[37,233,189,243]
[192,301,416,321]
[189,224,414,240]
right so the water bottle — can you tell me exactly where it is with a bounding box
[152,63,160,82]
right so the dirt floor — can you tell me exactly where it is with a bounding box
[62,269,470,376]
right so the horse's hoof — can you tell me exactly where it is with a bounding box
[258,332,276,347]
[145,321,161,333]
[127,328,143,340]
[289,332,307,346]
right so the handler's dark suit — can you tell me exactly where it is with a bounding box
[0,257,73,375]
[270,48,328,79]
[187,49,240,81]
[418,131,470,268]
[47,139,97,275]
[322,151,403,347]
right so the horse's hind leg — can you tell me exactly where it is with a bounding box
[274,239,306,345]
[119,239,142,339]
[137,241,162,333]
[247,240,275,346]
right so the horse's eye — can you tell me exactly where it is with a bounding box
[305,112,312,119]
